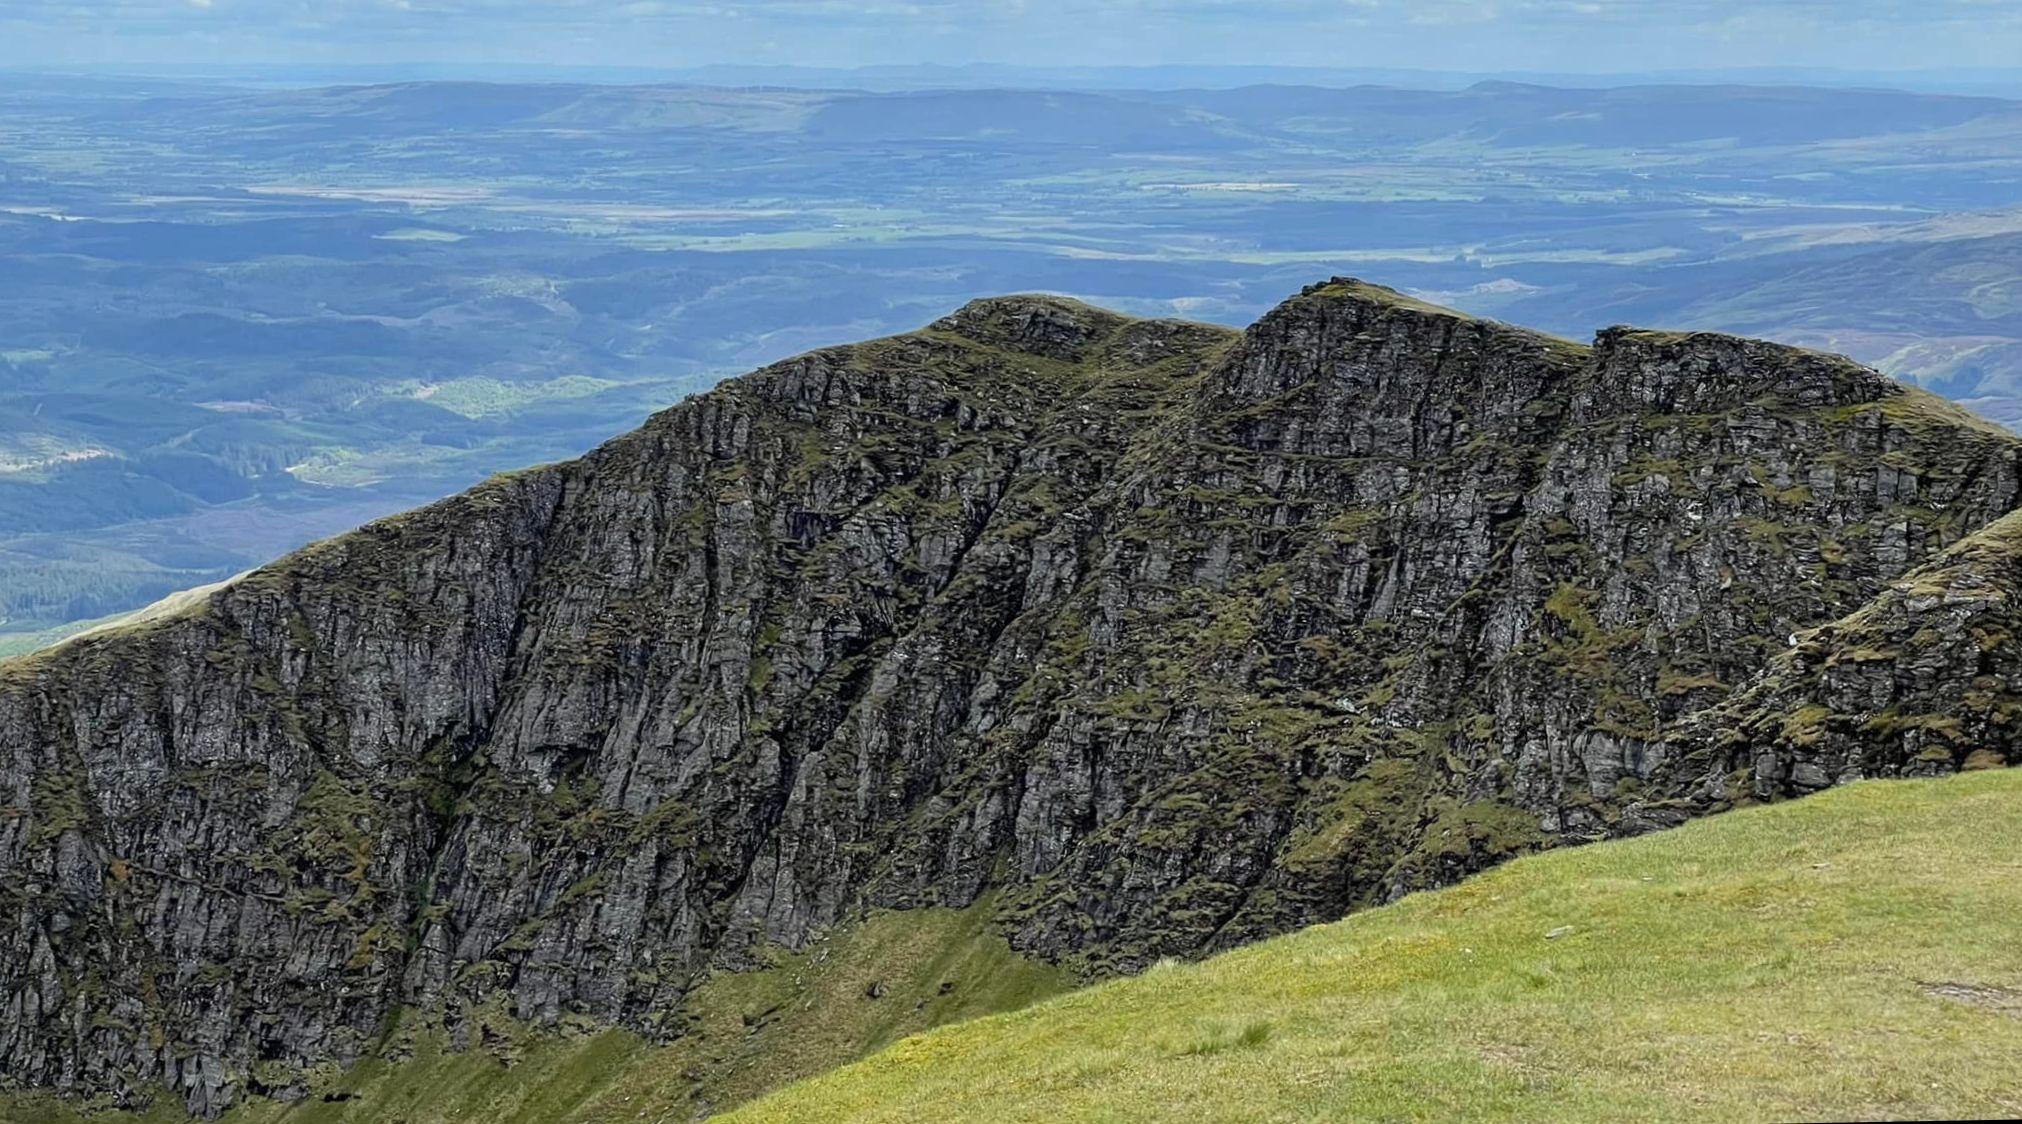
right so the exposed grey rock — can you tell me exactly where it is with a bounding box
[2,278,2018,1115]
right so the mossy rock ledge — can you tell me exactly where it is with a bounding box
[3,278,2020,1118]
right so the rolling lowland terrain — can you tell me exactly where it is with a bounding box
[4,279,2022,1120]
[5,75,2022,652]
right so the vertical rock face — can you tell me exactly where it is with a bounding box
[3,279,2019,1116]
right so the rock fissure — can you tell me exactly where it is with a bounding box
[4,281,2021,1116]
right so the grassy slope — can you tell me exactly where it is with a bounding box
[0,612,125,659]
[0,575,242,660]
[0,903,1067,1124]
[730,770,2022,1124]
[6,767,2018,1124]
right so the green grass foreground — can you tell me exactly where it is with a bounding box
[728,770,2022,1123]
[8,772,2019,1123]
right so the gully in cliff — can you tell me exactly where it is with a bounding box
[4,279,2018,1117]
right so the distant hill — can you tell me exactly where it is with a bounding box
[18,62,2021,96]
[3,74,2022,647]
[1500,229,2022,425]
[1668,231,2022,424]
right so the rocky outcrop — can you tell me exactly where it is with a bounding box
[1651,507,2022,806]
[3,280,2019,1116]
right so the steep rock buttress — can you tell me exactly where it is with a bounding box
[3,280,2019,1115]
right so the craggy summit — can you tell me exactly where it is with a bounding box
[4,279,2019,1117]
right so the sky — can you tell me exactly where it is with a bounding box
[2,0,2020,76]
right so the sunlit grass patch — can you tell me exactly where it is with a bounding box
[730,770,2022,1124]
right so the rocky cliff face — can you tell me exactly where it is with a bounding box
[4,280,2019,1117]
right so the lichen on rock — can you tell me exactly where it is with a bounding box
[3,279,2018,1117]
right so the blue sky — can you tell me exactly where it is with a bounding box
[2,0,2019,73]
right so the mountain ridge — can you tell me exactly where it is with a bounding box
[4,278,2020,1117]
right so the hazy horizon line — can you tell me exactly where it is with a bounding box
[8,60,2022,97]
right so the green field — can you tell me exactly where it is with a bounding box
[731,770,2022,1124]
